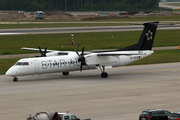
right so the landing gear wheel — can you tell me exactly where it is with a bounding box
[101,72,108,78]
[62,72,69,75]
[13,77,18,82]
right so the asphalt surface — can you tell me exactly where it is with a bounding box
[0,24,180,35]
[0,62,180,120]
[159,2,180,9]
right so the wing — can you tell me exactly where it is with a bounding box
[21,47,55,53]
[21,47,69,56]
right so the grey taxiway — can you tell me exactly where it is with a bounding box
[0,62,180,120]
[0,24,180,35]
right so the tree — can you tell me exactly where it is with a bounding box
[0,0,160,11]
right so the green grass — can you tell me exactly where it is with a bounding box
[1,49,179,75]
[173,9,180,12]
[0,30,179,55]
[0,58,19,75]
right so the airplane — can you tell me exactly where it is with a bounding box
[6,21,159,82]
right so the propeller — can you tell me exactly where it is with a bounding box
[76,47,89,71]
[36,46,47,57]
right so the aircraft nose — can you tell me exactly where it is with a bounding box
[5,67,17,76]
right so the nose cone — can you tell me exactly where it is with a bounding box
[5,67,17,76]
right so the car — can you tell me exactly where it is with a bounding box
[139,109,171,120]
[168,111,180,120]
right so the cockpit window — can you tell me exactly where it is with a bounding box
[15,62,22,66]
[15,62,29,66]
[22,62,29,65]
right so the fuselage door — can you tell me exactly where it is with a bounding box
[33,60,39,73]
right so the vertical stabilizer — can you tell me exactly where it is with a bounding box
[118,21,159,51]
[136,21,158,50]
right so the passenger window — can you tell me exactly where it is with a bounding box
[22,62,29,65]
[152,111,158,115]
[64,116,69,120]
[164,111,171,115]
[158,111,165,115]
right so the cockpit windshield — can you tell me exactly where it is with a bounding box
[22,62,29,65]
[15,62,29,66]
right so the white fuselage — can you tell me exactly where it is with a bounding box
[5,51,154,77]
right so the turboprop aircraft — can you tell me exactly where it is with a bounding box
[6,21,159,82]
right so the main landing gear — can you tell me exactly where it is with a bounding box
[13,76,18,82]
[62,72,69,76]
[100,66,108,78]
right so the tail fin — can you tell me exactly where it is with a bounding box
[119,21,159,51]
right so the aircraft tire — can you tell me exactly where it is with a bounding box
[101,72,108,78]
[13,77,18,82]
[62,72,69,75]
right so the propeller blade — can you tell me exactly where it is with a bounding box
[75,50,80,56]
[38,46,43,56]
[43,47,47,56]
[81,47,85,55]
[80,62,83,72]
[37,46,47,57]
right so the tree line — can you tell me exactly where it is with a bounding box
[0,0,160,11]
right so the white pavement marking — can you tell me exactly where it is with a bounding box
[0,33,25,35]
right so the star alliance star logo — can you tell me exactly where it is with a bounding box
[146,30,153,41]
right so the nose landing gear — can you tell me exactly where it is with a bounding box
[13,77,18,82]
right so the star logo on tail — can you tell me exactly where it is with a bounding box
[146,30,153,41]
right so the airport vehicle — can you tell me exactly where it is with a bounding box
[27,111,91,120]
[36,13,43,19]
[168,111,180,120]
[6,21,159,82]
[139,109,171,120]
